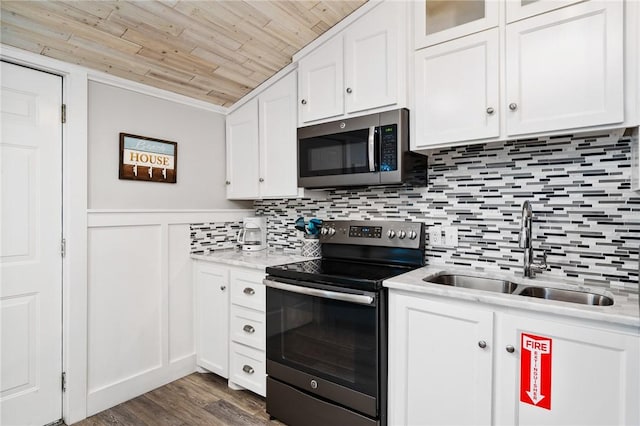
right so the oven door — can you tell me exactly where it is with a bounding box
[265,278,381,417]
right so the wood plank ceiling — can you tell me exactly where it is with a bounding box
[0,1,366,106]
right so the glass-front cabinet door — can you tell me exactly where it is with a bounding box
[414,0,499,49]
[506,0,584,23]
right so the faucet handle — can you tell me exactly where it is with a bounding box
[540,250,548,268]
[531,250,549,273]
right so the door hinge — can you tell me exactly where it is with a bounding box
[61,104,66,124]
[61,238,66,258]
[61,372,66,392]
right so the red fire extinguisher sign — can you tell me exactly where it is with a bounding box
[520,333,552,410]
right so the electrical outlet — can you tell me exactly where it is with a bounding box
[429,226,443,246]
[444,226,459,247]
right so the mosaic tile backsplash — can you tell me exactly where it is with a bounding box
[194,131,640,293]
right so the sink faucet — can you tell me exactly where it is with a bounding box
[519,200,548,278]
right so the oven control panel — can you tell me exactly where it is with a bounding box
[320,220,425,249]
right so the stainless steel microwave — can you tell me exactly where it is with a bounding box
[298,109,420,189]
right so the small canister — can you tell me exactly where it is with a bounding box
[300,235,321,257]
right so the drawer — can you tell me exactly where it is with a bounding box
[230,305,265,350]
[229,342,266,397]
[230,270,266,312]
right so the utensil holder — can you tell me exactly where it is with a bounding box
[301,236,321,257]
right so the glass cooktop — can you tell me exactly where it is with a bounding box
[266,258,417,291]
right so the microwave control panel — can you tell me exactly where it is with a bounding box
[379,124,398,172]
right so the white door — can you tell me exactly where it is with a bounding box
[505,1,624,136]
[225,98,259,199]
[259,71,298,198]
[388,293,494,426]
[298,35,344,124]
[495,314,640,425]
[1,61,63,425]
[344,1,402,114]
[194,262,229,378]
[414,28,499,148]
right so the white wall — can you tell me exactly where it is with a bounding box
[85,82,253,415]
[88,80,251,210]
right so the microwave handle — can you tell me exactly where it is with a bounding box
[368,126,376,172]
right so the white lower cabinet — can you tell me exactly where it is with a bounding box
[389,291,640,426]
[388,294,493,425]
[194,261,229,378]
[194,260,267,396]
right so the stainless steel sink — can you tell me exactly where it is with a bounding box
[516,286,614,306]
[423,274,518,294]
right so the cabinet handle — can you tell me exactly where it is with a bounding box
[478,340,487,349]
[259,178,264,182]
[220,285,226,291]
[506,345,515,353]
[243,287,255,296]
[301,99,307,105]
[509,103,518,111]
[243,365,255,374]
[346,87,353,94]
[486,107,494,115]
[243,324,255,334]
[225,181,231,185]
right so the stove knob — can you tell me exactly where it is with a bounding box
[408,230,417,240]
[321,228,329,236]
[328,228,336,236]
[387,230,396,239]
[398,230,406,239]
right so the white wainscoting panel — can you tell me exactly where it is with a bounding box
[168,223,194,363]
[86,209,250,415]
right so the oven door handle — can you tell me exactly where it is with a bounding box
[368,126,376,172]
[264,279,375,305]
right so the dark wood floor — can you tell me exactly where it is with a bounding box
[73,373,284,426]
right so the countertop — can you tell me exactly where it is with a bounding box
[384,265,640,329]
[191,248,315,270]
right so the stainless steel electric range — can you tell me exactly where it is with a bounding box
[264,220,426,426]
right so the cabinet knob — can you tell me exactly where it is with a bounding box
[346,87,353,94]
[243,324,255,334]
[242,365,255,375]
[301,99,307,105]
[478,340,487,349]
[509,103,518,111]
[220,285,226,291]
[259,178,264,182]
[243,287,255,296]
[486,107,494,115]
[506,345,515,353]
[225,181,231,185]
[310,379,318,389]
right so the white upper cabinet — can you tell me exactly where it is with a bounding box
[505,1,624,136]
[506,0,584,23]
[344,1,401,114]
[414,28,500,148]
[226,71,299,200]
[258,72,298,198]
[226,98,259,199]
[414,0,499,49]
[298,1,406,126]
[298,36,344,124]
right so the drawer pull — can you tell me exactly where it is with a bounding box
[243,365,255,375]
[243,287,255,296]
[243,324,255,334]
